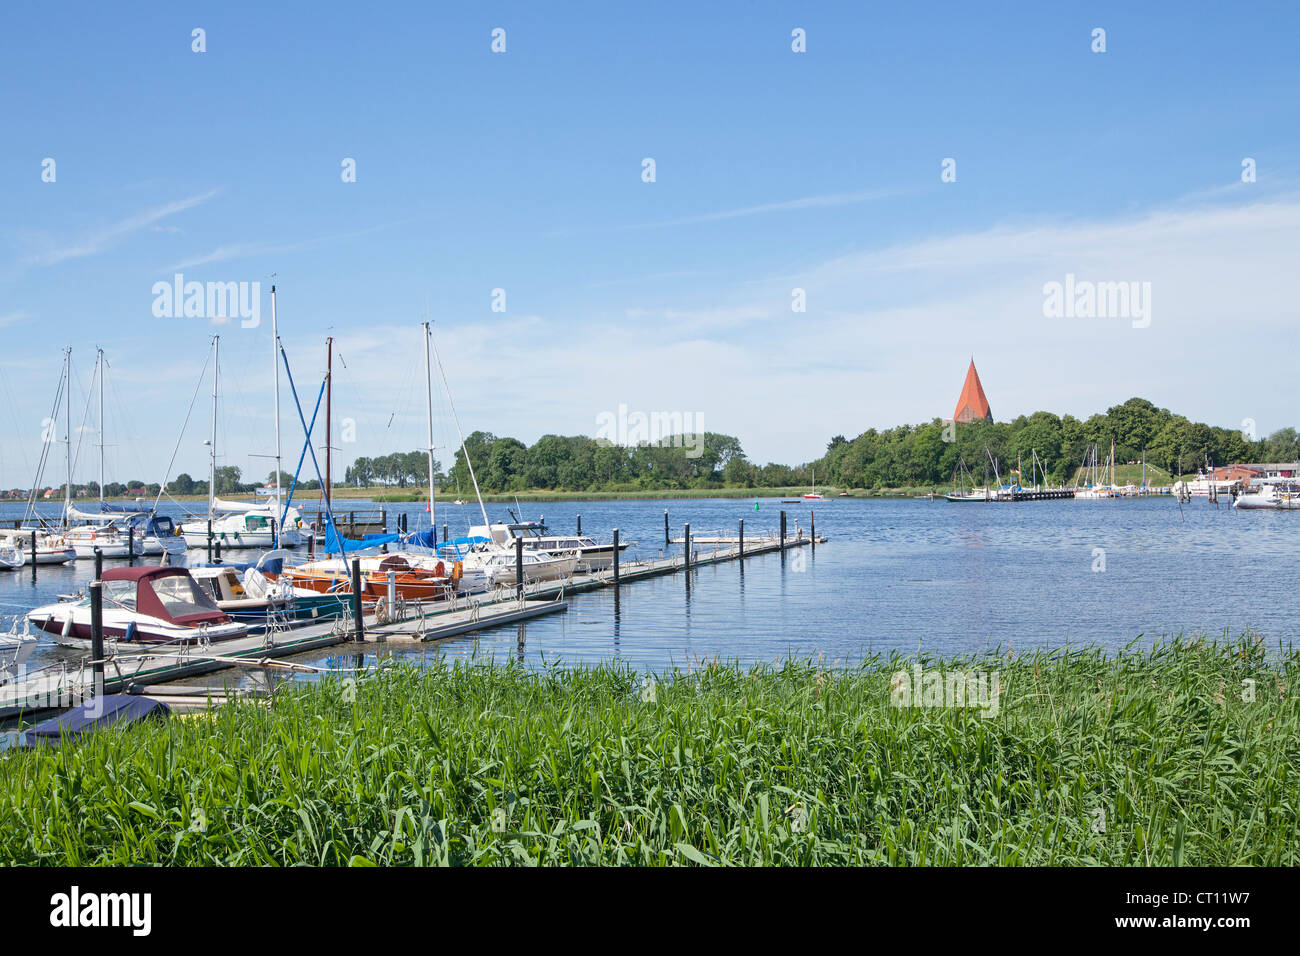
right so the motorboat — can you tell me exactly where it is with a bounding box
[0,542,26,571]
[26,566,248,649]
[468,521,629,571]
[439,536,577,587]
[189,564,348,631]
[1234,479,1300,510]
[1,623,38,684]
[64,508,187,558]
[180,497,308,549]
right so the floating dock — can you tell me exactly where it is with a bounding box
[0,526,822,718]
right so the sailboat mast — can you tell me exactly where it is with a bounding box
[271,285,283,543]
[325,336,332,513]
[97,348,104,509]
[209,336,219,519]
[427,323,491,530]
[422,322,436,532]
[64,347,72,528]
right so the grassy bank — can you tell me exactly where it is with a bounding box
[370,486,915,502]
[1,636,1294,865]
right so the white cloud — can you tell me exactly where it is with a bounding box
[12,190,218,273]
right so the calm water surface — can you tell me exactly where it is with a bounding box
[2,495,1295,676]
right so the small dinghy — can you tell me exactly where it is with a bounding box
[19,694,170,748]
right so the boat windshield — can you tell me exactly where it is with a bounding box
[103,579,137,610]
[151,575,221,617]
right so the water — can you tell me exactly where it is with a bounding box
[2,495,1295,677]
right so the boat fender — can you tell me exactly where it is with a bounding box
[124,621,137,643]
[60,614,73,637]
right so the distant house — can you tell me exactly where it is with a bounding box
[1238,462,1300,479]
[1209,465,1263,484]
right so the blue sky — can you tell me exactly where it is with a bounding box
[1,1,1298,487]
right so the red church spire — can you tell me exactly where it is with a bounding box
[953,360,992,423]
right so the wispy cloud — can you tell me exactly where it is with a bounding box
[622,188,898,231]
[12,190,218,274]
[0,310,32,328]
[165,221,407,271]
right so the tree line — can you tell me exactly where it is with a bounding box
[161,398,1293,496]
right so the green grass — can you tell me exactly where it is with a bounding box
[1,636,1295,865]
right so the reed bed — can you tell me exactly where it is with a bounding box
[1,636,1295,865]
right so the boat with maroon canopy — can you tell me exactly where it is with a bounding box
[26,566,249,648]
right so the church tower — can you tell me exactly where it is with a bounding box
[952,359,992,423]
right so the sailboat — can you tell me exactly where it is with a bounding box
[944,454,993,502]
[802,468,826,499]
[0,349,76,564]
[179,307,307,549]
[62,349,186,557]
[284,322,470,599]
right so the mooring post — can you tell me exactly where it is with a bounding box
[612,528,620,585]
[350,558,365,642]
[684,523,691,569]
[810,509,815,547]
[89,580,104,697]
[738,518,744,558]
[214,538,221,562]
[780,510,787,550]
[30,531,37,574]
[664,509,669,547]
[270,517,277,548]
[93,546,102,581]
[576,514,581,535]
[443,522,449,545]
[127,525,135,563]
[515,536,524,600]
[206,519,213,562]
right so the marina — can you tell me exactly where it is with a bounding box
[0,513,819,718]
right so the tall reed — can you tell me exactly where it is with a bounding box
[1,635,1294,865]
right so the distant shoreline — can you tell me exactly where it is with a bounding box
[6,482,1182,507]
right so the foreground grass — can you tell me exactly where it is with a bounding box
[1,637,1295,865]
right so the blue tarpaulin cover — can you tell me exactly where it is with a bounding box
[21,695,170,747]
[321,514,403,554]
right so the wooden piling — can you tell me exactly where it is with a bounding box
[612,528,620,585]
[738,518,744,558]
[664,509,670,547]
[577,514,581,535]
[684,523,691,569]
[206,519,213,562]
[515,536,524,599]
[349,558,364,642]
[93,547,102,581]
[780,511,786,550]
[127,526,135,563]
[89,581,104,696]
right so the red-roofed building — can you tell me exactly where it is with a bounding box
[953,360,992,423]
